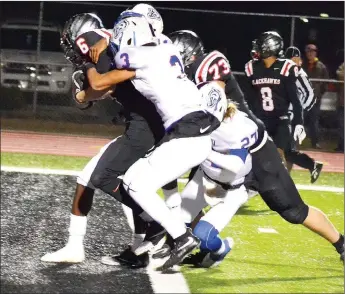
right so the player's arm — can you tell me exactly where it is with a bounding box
[73,31,115,102]
[86,66,135,91]
[207,150,246,175]
[86,48,146,91]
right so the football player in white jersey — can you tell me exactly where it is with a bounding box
[178,82,258,268]
[84,17,221,270]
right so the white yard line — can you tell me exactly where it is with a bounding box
[258,228,278,234]
[1,166,344,193]
[121,204,190,294]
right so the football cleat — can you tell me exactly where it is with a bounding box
[102,246,149,268]
[41,245,85,263]
[158,228,200,270]
[152,243,171,259]
[134,222,166,256]
[310,162,323,184]
[200,237,234,268]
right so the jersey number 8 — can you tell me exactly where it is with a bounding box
[260,87,274,111]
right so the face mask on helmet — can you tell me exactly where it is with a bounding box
[199,82,227,122]
[113,17,156,50]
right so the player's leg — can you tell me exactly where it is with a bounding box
[123,135,213,269]
[193,185,248,268]
[252,139,344,260]
[41,138,119,263]
[273,120,291,167]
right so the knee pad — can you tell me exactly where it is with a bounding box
[193,220,222,251]
[279,203,309,224]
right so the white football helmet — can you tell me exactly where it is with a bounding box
[198,81,227,122]
[113,16,156,49]
[120,3,164,34]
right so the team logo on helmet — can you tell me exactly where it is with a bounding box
[147,8,161,20]
[113,19,129,40]
[207,88,222,110]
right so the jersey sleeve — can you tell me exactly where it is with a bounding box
[75,30,113,74]
[284,62,303,125]
[114,47,148,70]
[194,51,232,84]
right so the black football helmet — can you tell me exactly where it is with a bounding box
[168,30,205,67]
[60,13,104,65]
[256,31,284,59]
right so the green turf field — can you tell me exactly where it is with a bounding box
[1,152,344,293]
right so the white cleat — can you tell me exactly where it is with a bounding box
[41,245,85,263]
[201,237,234,268]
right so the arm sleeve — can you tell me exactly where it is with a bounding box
[296,70,315,111]
[207,151,245,175]
[286,65,303,125]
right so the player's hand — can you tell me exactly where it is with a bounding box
[89,38,108,64]
[293,124,306,144]
[72,70,85,95]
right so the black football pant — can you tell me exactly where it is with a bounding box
[245,138,309,224]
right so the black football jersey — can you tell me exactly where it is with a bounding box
[186,50,267,149]
[243,58,303,125]
[187,50,232,84]
[75,30,164,142]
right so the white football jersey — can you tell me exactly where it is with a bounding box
[201,110,258,185]
[114,44,204,129]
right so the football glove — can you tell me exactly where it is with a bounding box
[293,124,306,144]
[71,70,93,110]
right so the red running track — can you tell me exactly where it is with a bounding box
[1,130,344,173]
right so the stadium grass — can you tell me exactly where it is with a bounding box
[1,151,344,293]
[177,189,344,293]
[1,152,344,187]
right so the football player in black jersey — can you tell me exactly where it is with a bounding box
[244,32,306,166]
[41,12,166,267]
[168,30,344,263]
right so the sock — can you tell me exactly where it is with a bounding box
[129,188,186,239]
[67,214,87,247]
[164,187,183,222]
[332,234,344,253]
[131,233,145,251]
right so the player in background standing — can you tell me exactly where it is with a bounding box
[168,30,344,263]
[284,46,323,183]
[244,32,306,166]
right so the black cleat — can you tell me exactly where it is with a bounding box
[310,162,323,184]
[340,252,344,263]
[159,228,200,270]
[114,246,149,268]
[181,251,208,266]
[152,243,171,259]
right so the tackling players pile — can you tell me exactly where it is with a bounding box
[41,3,344,272]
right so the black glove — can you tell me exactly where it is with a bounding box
[71,70,93,110]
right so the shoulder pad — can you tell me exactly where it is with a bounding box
[195,50,230,83]
[279,59,296,77]
[244,60,254,77]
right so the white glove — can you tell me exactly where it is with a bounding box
[71,70,93,110]
[293,124,306,144]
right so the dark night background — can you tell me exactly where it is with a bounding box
[0,1,344,75]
